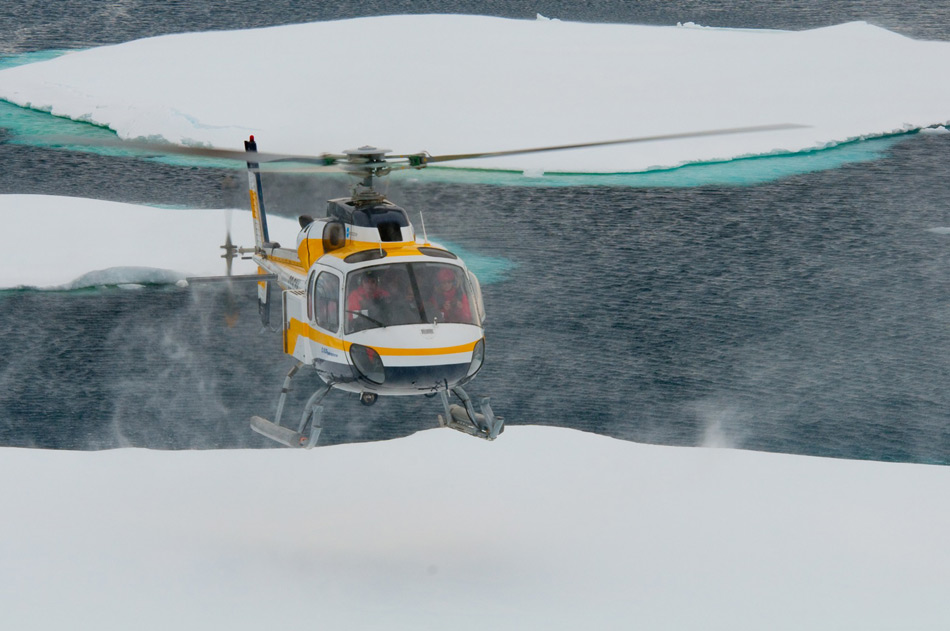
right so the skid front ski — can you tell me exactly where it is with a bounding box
[250,413,322,448]
[438,387,504,440]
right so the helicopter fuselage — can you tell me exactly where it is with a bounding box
[252,198,487,398]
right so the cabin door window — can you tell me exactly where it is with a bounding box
[313,271,340,333]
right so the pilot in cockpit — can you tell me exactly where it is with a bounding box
[347,270,390,330]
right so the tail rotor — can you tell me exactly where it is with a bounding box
[221,208,236,277]
[221,208,239,327]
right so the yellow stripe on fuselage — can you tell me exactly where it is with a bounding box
[285,318,477,358]
[286,319,347,354]
[326,242,439,260]
[267,256,306,272]
[249,189,263,246]
[373,342,478,356]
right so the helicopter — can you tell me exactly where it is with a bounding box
[240,138,501,448]
[39,124,800,448]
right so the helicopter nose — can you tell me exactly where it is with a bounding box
[362,362,474,390]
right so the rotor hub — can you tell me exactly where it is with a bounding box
[344,146,392,163]
[342,146,392,203]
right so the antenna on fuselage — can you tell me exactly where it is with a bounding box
[417,207,429,245]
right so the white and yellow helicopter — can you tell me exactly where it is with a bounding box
[238,138,500,448]
[48,124,798,448]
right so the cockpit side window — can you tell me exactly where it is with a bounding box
[314,272,340,332]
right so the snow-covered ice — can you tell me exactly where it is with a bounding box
[1,16,950,172]
[0,195,295,288]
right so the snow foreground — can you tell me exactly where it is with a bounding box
[0,194,297,289]
[2,15,950,173]
[1,426,948,630]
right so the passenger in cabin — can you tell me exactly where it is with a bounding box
[427,267,472,324]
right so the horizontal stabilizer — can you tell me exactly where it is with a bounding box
[180,273,277,286]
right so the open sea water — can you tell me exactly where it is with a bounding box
[1,1,949,464]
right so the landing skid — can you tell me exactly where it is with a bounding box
[250,362,328,449]
[251,363,504,448]
[437,387,504,441]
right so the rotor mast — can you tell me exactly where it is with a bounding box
[343,146,393,204]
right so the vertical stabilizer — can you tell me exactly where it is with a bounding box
[244,135,271,248]
[246,135,273,326]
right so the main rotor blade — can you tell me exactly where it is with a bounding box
[254,162,348,174]
[20,134,345,166]
[421,123,807,164]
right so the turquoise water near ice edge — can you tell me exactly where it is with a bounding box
[0,49,71,69]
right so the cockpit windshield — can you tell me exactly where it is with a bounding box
[345,262,478,333]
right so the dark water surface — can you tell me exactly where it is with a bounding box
[2,2,949,464]
[4,0,950,55]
